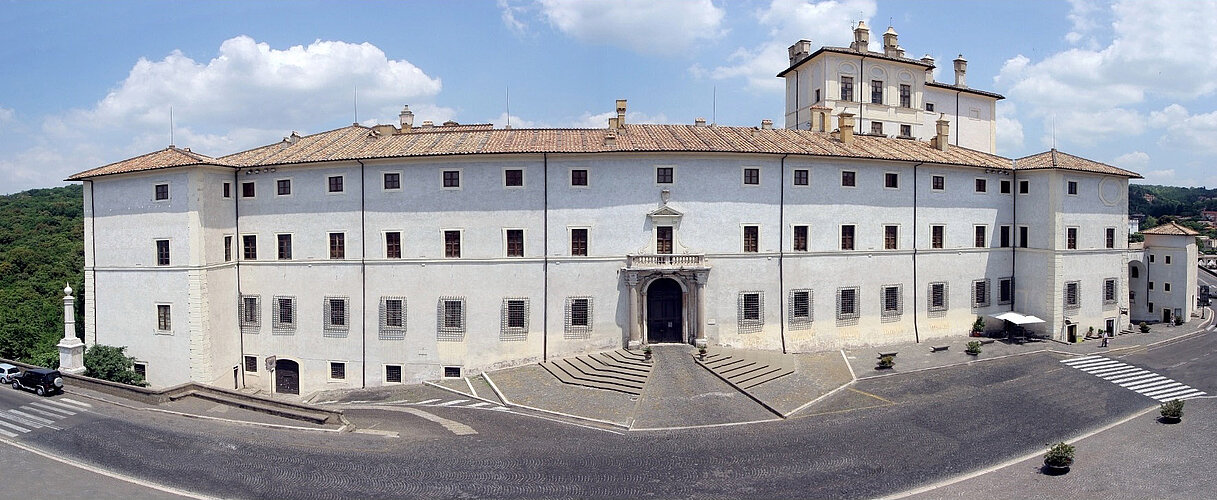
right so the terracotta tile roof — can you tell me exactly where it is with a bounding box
[1014,149,1142,179]
[66,146,226,181]
[924,81,1005,100]
[778,46,933,77]
[1141,221,1200,236]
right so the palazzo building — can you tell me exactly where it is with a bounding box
[70,22,1178,396]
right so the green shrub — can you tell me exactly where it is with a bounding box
[1174,316,1184,326]
[1160,399,1185,419]
[877,355,895,368]
[1044,442,1074,467]
[965,341,982,355]
[83,344,147,386]
[1139,322,1150,333]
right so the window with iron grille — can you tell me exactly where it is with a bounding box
[506,229,524,257]
[975,178,987,193]
[242,181,255,198]
[277,179,291,196]
[743,225,759,253]
[383,172,400,190]
[837,287,860,324]
[1000,180,1011,194]
[323,297,350,337]
[329,233,345,259]
[272,296,296,334]
[1106,228,1115,249]
[1104,278,1117,305]
[884,225,898,250]
[884,172,898,189]
[444,231,461,258]
[156,304,171,331]
[444,366,462,378]
[379,297,406,340]
[1067,227,1077,249]
[330,362,345,380]
[794,169,809,186]
[385,232,401,259]
[277,234,292,260]
[244,355,257,373]
[564,297,592,339]
[243,235,257,260]
[931,225,944,249]
[841,171,856,187]
[789,289,813,329]
[840,225,855,250]
[571,169,588,186]
[1064,281,1080,309]
[505,169,524,187]
[744,168,760,185]
[870,80,883,104]
[154,183,169,200]
[880,284,903,320]
[328,175,344,193]
[239,295,261,333]
[999,278,1013,305]
[500,298,529,341]
[156,239,170,266]
[385,365,402,383]
[899,84,911,108]
[841,76,854,101]
[570,228,588,256]
[972,279,990,308]
[793,225,808,251]
[224,236,232,262]
[737,292,764,334]
[656,226,673,254]
[928,282,948,316]
[437,297,465,341]
[656,167,674,184]
[974,225,987,248]
[223,182,231,198]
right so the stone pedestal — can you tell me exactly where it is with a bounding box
[58,284,86,374]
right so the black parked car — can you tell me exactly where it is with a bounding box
[11,368,64,396]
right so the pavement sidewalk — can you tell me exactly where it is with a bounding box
[62,384,341,431]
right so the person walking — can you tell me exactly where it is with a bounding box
[1100,329,1111,348]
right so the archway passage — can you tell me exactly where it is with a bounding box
[275,359,300,395]
[647,278,684,343]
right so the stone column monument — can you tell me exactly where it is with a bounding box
[57,283,86,374]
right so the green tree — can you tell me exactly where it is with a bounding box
[84,344,146,386]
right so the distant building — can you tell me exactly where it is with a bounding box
[1201,210,1217,222]
[1130,222,1199,325]
[1129,214,1145,235]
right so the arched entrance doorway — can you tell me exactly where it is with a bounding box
[647,278,684,343]
[275,359,300,395]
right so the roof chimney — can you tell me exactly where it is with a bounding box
[399,105,414,130]
[761,119,773,130]
[932,114,950,151]
[608,117,618,129]
[953,54,967,87]
[838,112,855,145]
[615,99,627,129]
[851,21,870,52]
[604,130,616,146]
[883,26,899,57]
[695,117,706,127]
[788,39,812,64]
[921,55,935,82]
[420,120,434,129]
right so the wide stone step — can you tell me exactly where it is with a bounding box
[540,361,643,395]
[568,357,648,385]
[590,352,652,375]
[740,370,792,390]
[602,350,652,368]
[696,351,796,391]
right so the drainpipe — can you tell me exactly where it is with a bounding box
[543,153,549,362]
[1011,168,1018,311]
[86,179,98,344]
[779,154,789,354]
[357,159,367,389]
[954,90,962,146]
[912,162,924,344]
[233,168,244,388]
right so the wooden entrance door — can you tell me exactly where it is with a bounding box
[647,278,683,343]
[275,359,300,395]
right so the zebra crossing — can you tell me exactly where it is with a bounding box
[0,397,92,438]
[1061,356,1207,402]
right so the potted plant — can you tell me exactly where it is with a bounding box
[1175,315,1185,326]
[1087,326,1095,339]
[697,345,707,361]
[1139,321,1150,333]
[965,341,982,356]
[643,345,653,361]
[1159,399,1184,424]
[876,355,895,370]
[1042,442,1074,475]
[971,316,985,337]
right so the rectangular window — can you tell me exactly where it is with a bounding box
[244,355,257,373]
[223,182,231,199]
[1000,180,1011,194]
[1106,228,1116,249]
[973,279,990,308]
[324,297,350,337]
[899,124,912,137]
[439,298,465,339]
[932,175,945,191]
[871,121,883,135]
[133,362,146,378]
[925,102,935,112]
[841,76,854,101]
[500,298,529,341]
[239,296,260,333]
[564,297,593,338]
[837,287,860,321]
[656,226,674,254]
[999,278,1013,305]
[571,228,588,256]
[899,84,911,108]
[929,282,948,312]
[1166,255,1172,265]
[1019,226,1029,248]
[1064,281,1080,309]
[505,169,524,187]
[385,365,402,383]
[241,181,255,198]
[379,297,405,340]
[975,225,987,248]
[384,299,404,327]
[330,362,345,380]
[1150,254,1155,263]
[1104,279,1117,304]
[329,233,345,259]
[1000,226,1011,248]
[975,178,987,193]
[840,225,855,250]
[1067,227,1078,250]
[931,225,944,249]
[224,236,233,262]
[328,175,344,193]
[383,172,400,190]
[881,285,902,317]
[884,225,898,250]
[793,169,809,186]
[385,232,401,259]
[328,298,347,327]
[156,239,170,266]
[154,183,169,201]
[793,225,808,252]
[884,172,898,189]
[277,234,292,260]
[871,80,883,104]
[743,225,759,253]
[656,167,674,184]
[442,170,460,188]
[1165,283,1172,292]
[739,292,763,332]
[505,299,527,329]
[272,296,296,334]
[743,167,760,185]
[277,179,291,196]
[841,171,856,187]
[1149,281,1154,290]
[242,235,257,260]
[571,169,588,186]
[156,304,171,331]
[791,290,812,322]
[1019,180,1029,194]
[444,230,461,258]
[815,88,821,103]
[1067,180,1078,195]
[506,229,524,257]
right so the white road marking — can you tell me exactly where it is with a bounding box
[0,428,16,438]
[40,399,86,412]
[8,409,53,425]
[435,399,469,407]
[0,419,29,433]
[465,401,491,408]
[1062,356,1207,401]
[414,398,441,405]
[1108,372,1155,385]
[20,406,63,419]
[29,402,75,415]
[58,398,92,408]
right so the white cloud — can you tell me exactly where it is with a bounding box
[1113,151,1150,170]
[1140,169,1176,184]
[536,0,726,56]
[498,0,529,35]
[0,107,13,124]
[1149,104,1217,155]
[568,110,669,128]
[995,102,1024,154]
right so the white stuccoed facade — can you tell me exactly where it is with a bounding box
[70,24,1192,396]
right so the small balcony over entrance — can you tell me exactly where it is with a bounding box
[625,254,706,269]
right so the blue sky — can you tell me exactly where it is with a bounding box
[2,0,1215,194]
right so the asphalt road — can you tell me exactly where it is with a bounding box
[2,350,1160,500]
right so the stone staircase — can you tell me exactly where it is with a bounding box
[698,349,794,390]
[540,349,652,395]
